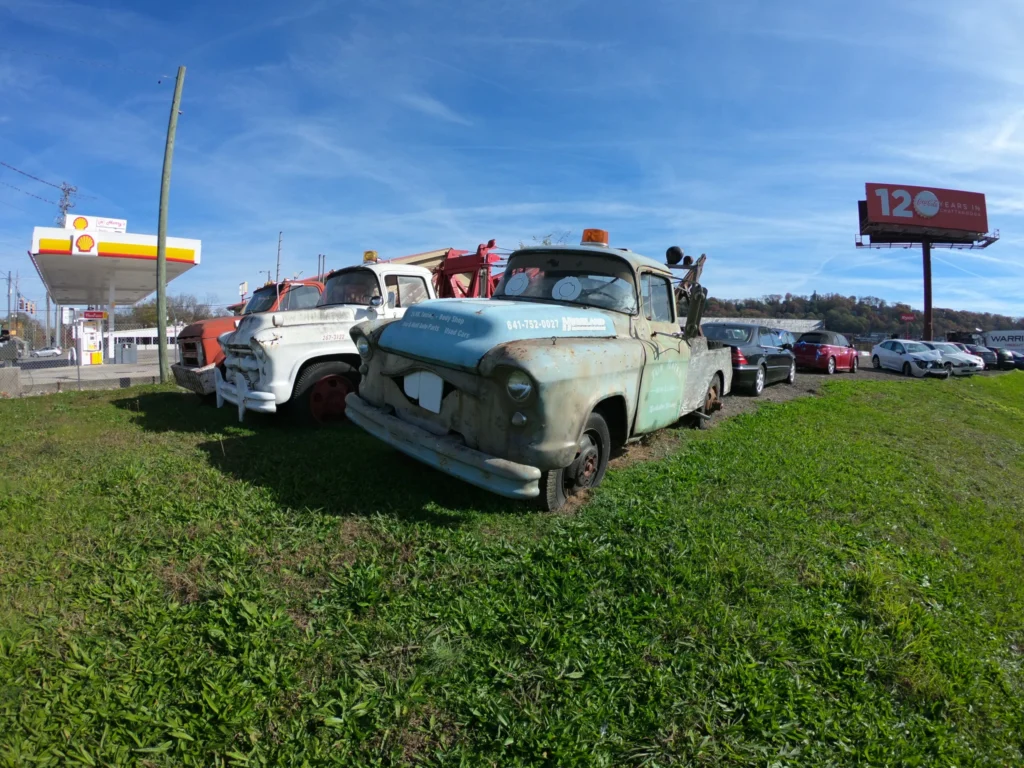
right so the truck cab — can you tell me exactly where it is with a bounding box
[346,230,732,510]
[215,259,436,423]
[172,279,324,397]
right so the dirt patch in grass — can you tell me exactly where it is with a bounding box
[155,556,209,604]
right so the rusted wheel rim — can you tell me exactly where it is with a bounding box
[567,432,600,491]
[310,375,352,422]
[703,382,720,413]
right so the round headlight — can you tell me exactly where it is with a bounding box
[355,335,371,359]
[506,369,533,401]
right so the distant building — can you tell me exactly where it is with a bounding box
[703,317,825,333]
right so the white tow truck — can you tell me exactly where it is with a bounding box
[215,256,437,424]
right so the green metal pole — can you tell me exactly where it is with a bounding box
[157,66,186,383]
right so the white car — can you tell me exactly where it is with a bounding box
[921,341,984,376]
[871,339,948,378]
[30,346,62,358]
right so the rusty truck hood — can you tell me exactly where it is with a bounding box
[377,299,619,371]
[177,316,241,340]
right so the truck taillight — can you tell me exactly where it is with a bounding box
[731,347,747,365]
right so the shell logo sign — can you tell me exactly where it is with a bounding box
[75,234,97,254]
[63,214,128,234]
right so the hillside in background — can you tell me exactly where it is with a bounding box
[706,292,1024,337]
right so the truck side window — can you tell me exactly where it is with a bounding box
[385,275,430,308]
[641,273,674,323]
[282,285,321,310]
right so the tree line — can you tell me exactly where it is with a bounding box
[705,292,1024,337]
[114,294,228,328]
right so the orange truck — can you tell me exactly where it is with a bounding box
[172,278,324,397]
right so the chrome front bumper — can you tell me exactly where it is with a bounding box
[172,362,218,396]
[345,393,542,499]
[215,367,277,422]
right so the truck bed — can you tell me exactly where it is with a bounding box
[680,336,733,415]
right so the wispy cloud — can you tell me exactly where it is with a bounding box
[395,93,472,126]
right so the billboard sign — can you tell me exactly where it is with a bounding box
[65,215,128,233]
[865,184,988,234]
[900,313,915,322]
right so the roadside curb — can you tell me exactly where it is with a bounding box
[20,375,162,397]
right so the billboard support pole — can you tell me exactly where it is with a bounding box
[922,239,933,341]
[157,65,186,384]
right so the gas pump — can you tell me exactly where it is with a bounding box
[74,318,104,365]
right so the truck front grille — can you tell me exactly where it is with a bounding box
[178,340,203,368]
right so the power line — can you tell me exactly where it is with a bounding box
[0,47,169,79]
[0,161,61,189]
[0,181,56,205]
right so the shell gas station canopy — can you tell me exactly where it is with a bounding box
[30,214,201,306]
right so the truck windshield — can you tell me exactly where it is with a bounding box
[320,269,382,307]
[494,251,637,314]
[243,287,279,314]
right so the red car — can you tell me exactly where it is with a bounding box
[793,330,859,374]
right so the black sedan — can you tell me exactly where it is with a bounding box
[1012,351,1024,371]
[988,347,1017,370]
[702,323,796,396]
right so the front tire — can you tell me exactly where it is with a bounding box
[539,412,611,511]
[291,361,358,425]
[902,362,913,377]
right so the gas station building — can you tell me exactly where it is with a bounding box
[29,214,201,364]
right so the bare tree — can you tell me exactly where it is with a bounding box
[518,230,573,249]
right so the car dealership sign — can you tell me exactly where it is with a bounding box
[865,184,988,234]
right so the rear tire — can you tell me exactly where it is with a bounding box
[291,362,358,425]
[826,356,836,375]
[850,355,858,374]
[786,360,796,385]
[748,365,766,397]
[872,355,881,370]
[538,412,611,511]
[695,375,722,430]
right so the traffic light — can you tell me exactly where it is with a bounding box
[17,298,24,312]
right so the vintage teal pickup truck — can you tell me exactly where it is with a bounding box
[346,230,732,510]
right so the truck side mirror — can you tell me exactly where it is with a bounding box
[370,296,383,308]
[387,291,396,309]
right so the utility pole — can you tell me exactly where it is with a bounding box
[921,240,933,342]
[156,65,186,384]
[275,231,282,304]
[56,182,78,227]
[5,272,10,326]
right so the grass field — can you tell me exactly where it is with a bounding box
[1,374,1023,766]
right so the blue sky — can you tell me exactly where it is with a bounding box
[1,0,1023,316]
